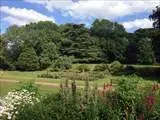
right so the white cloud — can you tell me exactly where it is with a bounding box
[0,6,55,26]
[24,0,159,20]
[122,18,153,30]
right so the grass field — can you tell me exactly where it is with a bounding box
[0,81,59,96]
[0,64,159,96]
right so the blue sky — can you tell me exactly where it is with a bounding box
[0,0,159,33]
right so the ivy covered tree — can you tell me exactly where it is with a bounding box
[16,45,39,71]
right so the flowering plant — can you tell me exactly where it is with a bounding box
[0,89,40,120]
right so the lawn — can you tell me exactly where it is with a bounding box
[0,81,59,96]
[0,64,159,96]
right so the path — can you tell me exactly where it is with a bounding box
[0,78,111,91]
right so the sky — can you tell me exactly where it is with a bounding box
[0,0,159,33]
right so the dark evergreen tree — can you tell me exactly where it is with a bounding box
[16,45,39,71]
[61,24,99,63]
[149,6,160,29]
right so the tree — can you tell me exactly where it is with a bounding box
[16,45,39,71]
[136,38,155,64]
[149,6,160,63]
[61,24,99,63]
[39,42,58,69]
[91,19,128,63]
[149,6,160,29]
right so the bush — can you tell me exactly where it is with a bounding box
[108,61,123,74]
[0,83,39,120]
[37,71,61,79]
[136,67,160,78]
[76,64,90,72]
[93,64,109,72]
[12,76,160,120]
[66,72,105,81]
[122,65,137,75]
[0,56,15,70]
[51,56,73,71]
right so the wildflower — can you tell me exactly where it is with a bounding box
[146,95,155,110]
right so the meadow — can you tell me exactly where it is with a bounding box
[0,64,159,96]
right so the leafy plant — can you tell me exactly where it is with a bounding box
[108,61,124,74]
[93,64,109,72]
[51,56,73,71]
[76,64,90,72]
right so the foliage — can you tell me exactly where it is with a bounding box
[37,71,61,79]
[136,38,155,64]
[76,64,90,72]
[0,88,39,120]
[51,56,73,71]
[93,64,109,71]
[0,56,15,70]
[39,42,58,69]
[149,6,160,29]
[1,17,160,71]
[61,24,99,63]
[66,72,105,81]
[15,76,160,120]
[108,61,124,74]
[16,46,40,71]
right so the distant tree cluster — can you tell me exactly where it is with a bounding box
[0,6,159,71]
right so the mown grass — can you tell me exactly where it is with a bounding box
[0,64,159,96]
[0,81,59,96]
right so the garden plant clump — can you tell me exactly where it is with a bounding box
[6,76,158,120]
[0,84,40,120]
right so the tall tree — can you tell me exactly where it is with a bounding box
[61,24,99,63]
[136,38,155,64]
[16,45,39,71]
[91,19,128,63]
[149,6,160,62]
[149,6,160,29]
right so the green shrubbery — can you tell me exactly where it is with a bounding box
[108,61,124,74]
[38,71,61,79]
[50,56,73,71]
[93,64,108,71]
[76,64,90,72]
[66,72,105,81]
[14,76,160,120]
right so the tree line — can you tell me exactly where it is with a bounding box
[0,6,159,71]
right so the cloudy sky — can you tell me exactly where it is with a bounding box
[0,0,159,33]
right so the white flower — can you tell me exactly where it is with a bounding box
[0,89,40,119]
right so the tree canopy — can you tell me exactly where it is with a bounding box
[0,16,159,70]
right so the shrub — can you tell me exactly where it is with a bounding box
[39,56,52,70]
[76,64,90,72]
[93,64,109,72]
[0,88,39,120]
[136,67,160,78]
[66,72,105,81]
[37,71,61,79]
[122,65,137,75]
[51,56,73,71]
[0,56,15,70]
[108,61,123,74]
[13,76,160,120]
